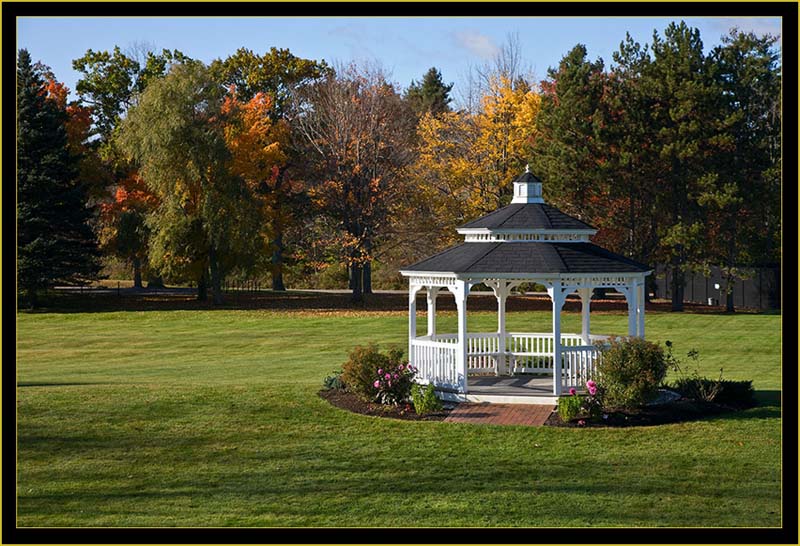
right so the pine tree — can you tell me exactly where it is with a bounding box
[17,49,102,308]
[405,67,454,117]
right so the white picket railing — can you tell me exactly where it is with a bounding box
[411,332,609,394]
[410,338,459,390]
[560,345,603,392]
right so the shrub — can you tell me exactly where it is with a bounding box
[341,344,413,404]
[596,337,668,409]
[672,377,755,406]
[374,359,416,406]
[411,383,442,415]
[558,394,583,422]
[322,370,345,391]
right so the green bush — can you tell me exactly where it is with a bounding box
[322,370,345,391]
[341,344,411,403]
[411,383,442,415]
[672,377,755,406]
[596,337,668,409]
[557,394,583,422]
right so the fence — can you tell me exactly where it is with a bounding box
[652,264,780,310]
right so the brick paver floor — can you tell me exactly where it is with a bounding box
[444,403,555,426]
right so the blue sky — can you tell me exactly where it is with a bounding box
[17,16,782,104]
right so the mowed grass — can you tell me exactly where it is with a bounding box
[16,307,782,527]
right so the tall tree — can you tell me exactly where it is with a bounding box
[209,47,329,290]
[73,46,188,286]
[701,28,781,311]
[17,49,102,307]
[645,22,721,311]
[294,63,417,302]
[405,67,454,117]
[117,61,261,304]
[531,44,607,221]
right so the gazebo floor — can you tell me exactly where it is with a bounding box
[456,374,562,405]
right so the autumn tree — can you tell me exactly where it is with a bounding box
[294,63,417,302]
[17,49,102,307]
[73,46,188,287]
[209,47,329,290]
[117,61,261,304]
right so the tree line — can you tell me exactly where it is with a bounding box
[17,21,780,311]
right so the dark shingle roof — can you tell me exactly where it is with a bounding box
[403,242,651,274]
[459,203,595,230]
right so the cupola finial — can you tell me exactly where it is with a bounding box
[525,163,530,173]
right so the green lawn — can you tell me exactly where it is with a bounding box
[16,307,782,527]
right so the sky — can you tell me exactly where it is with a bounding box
[17,16,782,105]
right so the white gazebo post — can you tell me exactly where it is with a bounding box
[637,279,646,337]
[547,281,566,396]
[426,287,440,338]
[408,285,423,365]
[578,287,592,344]
[450,280,470,394]
[625,279,638,337]
[490,280,510,375]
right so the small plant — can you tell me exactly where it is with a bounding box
[373,360,417,406]
[322,370,345,391]
[582,380,606,418]
[558,393,583,422]
[596,337,669,409]
[411,383,442,415]
[664,341,754,405]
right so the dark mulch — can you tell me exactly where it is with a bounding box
[318,388,453,421]
[545,398,755,428]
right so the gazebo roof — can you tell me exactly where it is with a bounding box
[402,242,651,275]
[459,203,595,231]
[401,169,652,277]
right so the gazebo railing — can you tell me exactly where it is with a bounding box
[409,338,459,390]
[412,332,611,393]
[560,345,602,392]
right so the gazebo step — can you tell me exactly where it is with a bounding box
[438,390,559,405]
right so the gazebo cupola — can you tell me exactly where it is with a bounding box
[399,169,653,403]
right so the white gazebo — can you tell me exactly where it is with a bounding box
[400,170,653,404]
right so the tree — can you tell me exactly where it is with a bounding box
[701,29,781,311]
[73,46,188,286]
[645,22,722,311]
[405,67,454,117]
[117,61,261,304]
[530,44,607,222]
[294,63,417,302]
[17,49,102,307]
[209,47,329,290]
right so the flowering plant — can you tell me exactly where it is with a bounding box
[581,379,605,418]
[374,361,417,405]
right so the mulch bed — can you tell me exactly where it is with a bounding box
[322,388,755,428]
[318,388,453,421]
[545,398,755,428]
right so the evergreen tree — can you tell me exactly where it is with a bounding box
[405,67,454,117]
[531,44,607,221]
[17,49,102,308]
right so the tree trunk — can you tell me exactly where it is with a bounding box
[350,263,364,304]
[670,261,684,312]
[209,247,223,305]
[271,231,286,291]
[363,260,372,294]
[27,287,38,310]
[132,257,143,289]
[349,265,357,290]
[197,271,208,301]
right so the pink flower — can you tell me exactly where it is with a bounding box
[586,380,597,396]
[373,380,380,388]
[385,373,391,380]
[569,388,577,396]
[393,373,399,379]
[377,369,383,375]
[577,419,586,426]
[387,380,392,387]
[398,364,404,371]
